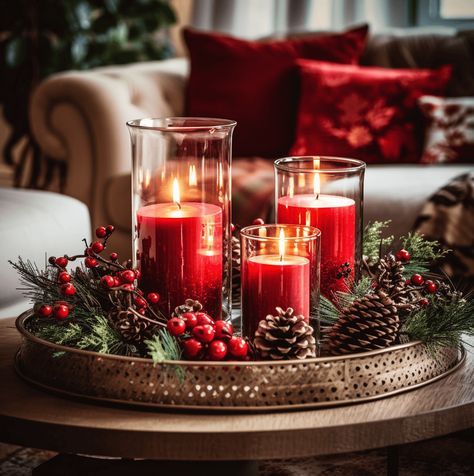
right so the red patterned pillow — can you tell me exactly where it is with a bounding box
[418,96,474,163]
[290,60,452,163]
[184,26,368,158]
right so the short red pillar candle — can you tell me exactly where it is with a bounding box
[241,225,319,338]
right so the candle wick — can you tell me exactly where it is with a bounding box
[279,253,283,262]
[315,193,319,200]
[175,201,182,210]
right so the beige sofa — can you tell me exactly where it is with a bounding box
[30,29,474,258]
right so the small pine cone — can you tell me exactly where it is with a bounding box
[327,290,400,355]
[231,236,241,306]
[436,282,465,305]
[254,307,316,360]
[376,254,405,298]
[173,299,203,317]
[376,253,418,320]
[109,309,153,344]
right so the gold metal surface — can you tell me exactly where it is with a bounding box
[15,312,464,412]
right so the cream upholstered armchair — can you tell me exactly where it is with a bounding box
[30,58,188,258]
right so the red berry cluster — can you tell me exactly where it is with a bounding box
[36,254,78,320]
[36,302,71,320]
[394,249,440,308]
[166,312,249,361]
[408,274,438,306]
[395,249,411,263]
[36,224,161,322]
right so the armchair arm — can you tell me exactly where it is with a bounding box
[30,58,188,257]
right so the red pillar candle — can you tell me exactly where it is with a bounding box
[277,194,355,298]
[241,229,310,337]
[137,180,223,318]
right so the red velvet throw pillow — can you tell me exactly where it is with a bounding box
[418,95,474,163]
[290,60,452,163]
[184,26,368,158]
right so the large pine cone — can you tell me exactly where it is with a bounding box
[109,309,154,344]
[327,290,400,355]
[254,307,316,360]
[172,299,203,317]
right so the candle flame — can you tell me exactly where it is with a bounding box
[313,157,320,199]
[279,228,285,261]
[172,178,181,209]
[189,165,197,186]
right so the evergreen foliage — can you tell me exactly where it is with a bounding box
[403,297,474,352]
[362,221,393,264]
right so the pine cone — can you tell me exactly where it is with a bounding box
[436,282,465,305]
[254,307,316,360]
[327,290,400,355]
[109,309,154,344]
[376,253,417,319]
[376,254,405,296]
[172,299,203,317]
[231,236,241,306]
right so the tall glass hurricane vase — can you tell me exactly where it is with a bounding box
[128,118,236,320]
[275,156,365,300]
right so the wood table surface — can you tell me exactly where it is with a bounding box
[1,317,473,461]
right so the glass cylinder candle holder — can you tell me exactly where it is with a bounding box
[240,224,320,338]
[275,156,365,300]
[127,117,236,320]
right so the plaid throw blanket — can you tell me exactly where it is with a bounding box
[414,172,474,288]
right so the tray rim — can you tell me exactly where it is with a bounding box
[14,348,466,413]
[15,310,466,412]
[16,310,434,367]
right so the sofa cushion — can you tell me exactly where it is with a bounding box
[290,60,451,163]
[418,95,474,164]
[183,26,368,159]
[361,29,474,97]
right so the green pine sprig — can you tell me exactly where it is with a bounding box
[27,308,137,356]
[401,232,448,277]
[10,257,63,305]
[9,257,102,314]
[362,221,394,264]
[146,330,184,381]
[402,296,474,352]
[319,295,339,324]
[145,329,182,364]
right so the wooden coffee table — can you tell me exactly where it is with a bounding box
[1,317,473,475]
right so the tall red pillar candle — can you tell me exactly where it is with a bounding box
[137,201,222,319]
[277,194,355,298]
[242,255,310,338]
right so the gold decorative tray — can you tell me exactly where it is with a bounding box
[15,312,464,412]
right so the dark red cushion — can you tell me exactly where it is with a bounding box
[184,26,369,158]
[290,60,452,163]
